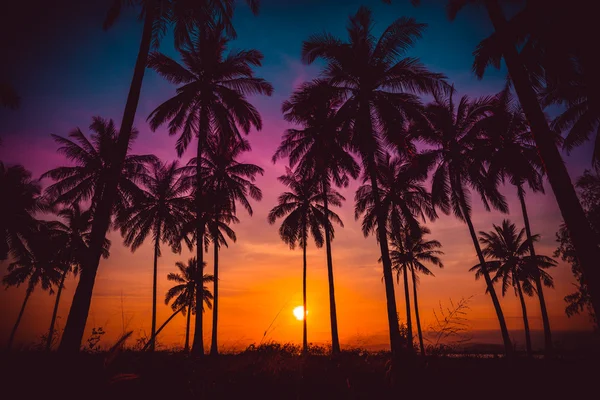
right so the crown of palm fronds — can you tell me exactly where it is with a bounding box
[165,257,214,315]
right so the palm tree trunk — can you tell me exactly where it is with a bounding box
[46,268,68,351]
[402,264,414,349]
[59,6,155,354]
[322,178,341,355]
[368,165,402,356]
[7,288,32,350]
[517,184,552,354]
[411,266,426,357]
[460,195,512,355]
[210,231,219,356]
[484,0,600,325]
[184,286,194,352]
[302,218,308,354]
[149,226,161,352]
[515,274,532,356]
[143,305,185,352]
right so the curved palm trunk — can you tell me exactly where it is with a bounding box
[411,266,426,357]
[59,7,155,354]
[149,226,161,352]
[368,166,402,356]
[402,265,414,349]
[7,288,32,350]
[210,231,219,356]
[46,268,68,351]
[460,195,512,355]
[515,273,533,357]
[302,219,308,354]
[322,178,341,354]
[184,286,194,352]
[485,0,600,325]
[143,305,186,352]
[517,184,552,354]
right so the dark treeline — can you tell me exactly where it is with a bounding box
[1,0,599,361]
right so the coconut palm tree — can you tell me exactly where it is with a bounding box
[470,220,556,356]
[117,160,190,351]
[60,0,260,354]
[275,80,360,354]
[268,169,343,354]
[301,6,447,355]
[482,88,554,353]
[165,258,214,352]
[148,25,272,355]
[412,90,514,355]
[0,162,42,261]
[3,224,64,350]
[355,152,437,351]
[389,226,443,356]
[44,205,111,351]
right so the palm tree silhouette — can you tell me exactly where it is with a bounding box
[302,6,447,355]
[3,224,63,350]
[165,258,214,352]
[275,81,359,354]
[483,88,554,353]
[412,90,514,355]
[148,24,272,355]
[389,226,443,356]
[268,169,343,354]
[0,162,42,261]
[470,220,556,356]
[44,205,110,351]
[117,160,190,351]
[355,152,437,351]
[60,0,260,353]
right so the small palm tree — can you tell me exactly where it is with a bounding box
[148,24,272,355]
[470,220,556,356]
[0,162,42,261]
[389,226,443,356]
[268,169,343,353]
[165,258,214,352]
[117,160,190,351]
[302,6,447,355]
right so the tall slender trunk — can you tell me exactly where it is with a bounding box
[517,184,552,354]
[7,288,32,350]
[149,225,161,352]
[411,266,426,357]
[143,305,185,351]
[302,217,308,354]
[402,265,414,349]
[210,228,219,356]
[46,268,68,351]
[59,7,155,353]
[460,193,512,355]
[515,273,532,357]
[368,165,402,355]
[184,286,194,352]
[322,178,341,354]
[484,0,600,324]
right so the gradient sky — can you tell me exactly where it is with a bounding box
[0,0,595,352]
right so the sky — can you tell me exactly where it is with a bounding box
[0,0,596,352]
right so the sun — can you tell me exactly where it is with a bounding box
[293,305,307,321]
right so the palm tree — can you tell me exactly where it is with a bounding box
[60,0,260,354]
[389,226,443,356]
[268,169,343,353]
[445,0,600,326]
[147,25,272,355]
[355,152,437,352]
[471,220,556,356]
[165,258,214,352]
[0,162,42,261]
[483,88,554,353]
[45,205,110,351]
[117,160,190,351]
[301,6,447,355]
[275,80,360,354]
[412,90,514,354]
[3,224,63,350]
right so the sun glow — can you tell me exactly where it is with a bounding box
[293,305,307,321]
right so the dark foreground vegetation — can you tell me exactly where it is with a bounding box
[1,346,598,399]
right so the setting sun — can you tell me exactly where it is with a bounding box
[293,306,307,321]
